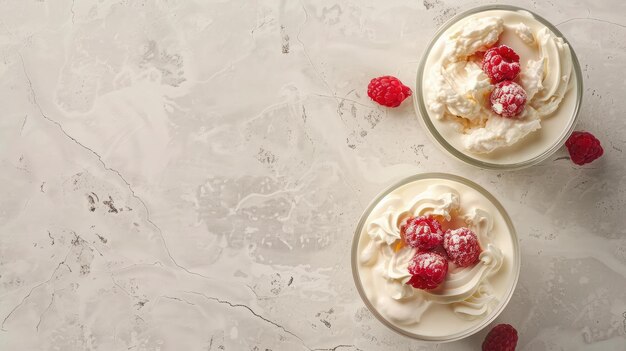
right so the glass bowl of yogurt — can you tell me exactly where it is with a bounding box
[351,173,520,342]
[415,5,583,169]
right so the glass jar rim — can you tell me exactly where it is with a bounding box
[414,4,583,170]
[350,172,521,342]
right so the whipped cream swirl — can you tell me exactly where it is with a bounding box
[425,13,574,154]
[359,185,504,325]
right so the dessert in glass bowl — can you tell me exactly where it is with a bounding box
[415,5,583,169]
[351,173,519,342]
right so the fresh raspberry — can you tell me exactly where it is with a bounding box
[482,324,518,351]
[443,227,481,267]
[565,131,604,165]
[367,76,412,107]
[482,45,521,83]
[490,81,527,118]
[401,216,444,250]
[406,252,448,290]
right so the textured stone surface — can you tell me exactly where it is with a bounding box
[1,0,625,350]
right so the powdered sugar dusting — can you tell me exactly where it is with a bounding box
[419,252,439,269]
[402,215,444,249]
[490,81,527,117]
[445,228,466,251]
[443,227,481,267]
[407,252,448,289]
[492,102,503,114]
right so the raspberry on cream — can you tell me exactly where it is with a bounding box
[444,227,482,267]
[402,215,444,250]
[482,45,521,83]
[407,252,449,290]
[490,81,527,118]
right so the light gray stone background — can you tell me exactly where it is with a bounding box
[0,0,625,350]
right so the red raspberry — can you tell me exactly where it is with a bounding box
[482,45,521,83]
[565,131,604,165]
[401,216,444,250]
[490,81,527,118]
[482,324,518,351]
[367,76,412,107]
[443,227,481,267]
[406,252,448,290]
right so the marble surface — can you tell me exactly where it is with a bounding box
[1,0,625,350]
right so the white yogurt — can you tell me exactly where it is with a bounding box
[421,10,578,164]
[356,177,517,339]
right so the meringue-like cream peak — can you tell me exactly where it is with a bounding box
[422,9,578,164]
[356,178,517,339]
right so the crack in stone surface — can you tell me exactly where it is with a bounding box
[110,276,135,298]
[1,246,72,331]
[70,0,76,24]
[296,1,337,102]
[311,345,362,351]
[18,54,216,283]
[162,295,196,306]
[20,115,27,134]
[35,292,55,331]
[73,232,103,257]
[313,93,375,110]
[245,284,262,300]
[556,17,626,29]
[183,290,307,346]
[113,261,164,273]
